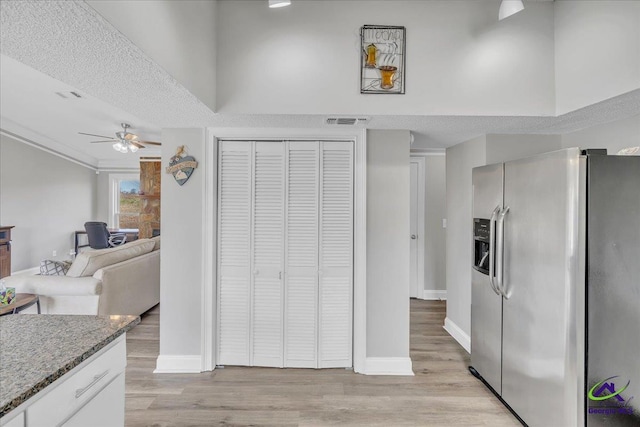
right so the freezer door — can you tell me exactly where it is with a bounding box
[501,148,584,427]
[587,155,640,427]
[471,163,504,394]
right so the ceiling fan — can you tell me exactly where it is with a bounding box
[79,123,161,153]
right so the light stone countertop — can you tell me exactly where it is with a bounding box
[0,314,139,417]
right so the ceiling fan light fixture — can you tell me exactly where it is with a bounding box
[269,0,291,8]
[129,144,139,153]
[113,141,123,151]
[499,0,524,20]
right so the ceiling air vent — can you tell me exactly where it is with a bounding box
[326,117,370,126]
[55,91,83,99]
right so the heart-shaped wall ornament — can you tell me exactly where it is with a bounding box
[166,146,198,186]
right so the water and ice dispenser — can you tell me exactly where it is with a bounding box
[473,218,491,275]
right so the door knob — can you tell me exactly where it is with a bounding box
[411,235,417,239]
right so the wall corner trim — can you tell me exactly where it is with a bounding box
[421,290,447,300]
[363,357,414,376]
[443,317,470,354]
[154,355,203,373]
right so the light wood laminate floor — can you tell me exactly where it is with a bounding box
[125,300,519,426]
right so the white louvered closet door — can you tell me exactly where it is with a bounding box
[218,141,252,366]
[319,142,353,368]
[284,141,319,368]
[218,140,353,369]
[252,142,285,367]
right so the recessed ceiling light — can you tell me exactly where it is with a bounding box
[269,0,291,8]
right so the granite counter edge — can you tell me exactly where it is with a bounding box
[0,316,140,418]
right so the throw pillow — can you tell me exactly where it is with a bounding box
[40,259,72,276]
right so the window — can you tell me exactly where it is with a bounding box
[109,174,140,229]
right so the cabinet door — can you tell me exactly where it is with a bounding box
[252,142,285,367]
[63,375,125,427]
[318,142,353,368]
[284,141,319,368]
[218,141,253,366]
[0,244,10,279]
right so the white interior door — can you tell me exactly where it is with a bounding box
[218,141,252,365]
[318,142,353,368]
[284,141,319,368]
[409,162,419,298]
[218,140,353,369]
[409,157,425,299]
[252,141,285,367]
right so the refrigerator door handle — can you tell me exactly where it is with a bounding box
[497,206,510,299]
[488,206,501,296]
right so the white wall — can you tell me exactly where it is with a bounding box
[88,0,218,112]
[561,113,640,154]
[96,172,110,224]
[158,128,205,358]
[555,0,640,114]
[445,136,486,344]
[0,134,97,271]
[367,130,411,358]
[216,0,555,116]
[486,134,563,164]
[157,127,412,367]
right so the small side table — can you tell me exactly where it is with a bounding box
[0,293,41,316]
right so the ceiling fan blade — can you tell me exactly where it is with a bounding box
[79,132,114,139]
[130,141,146,149]
[90,140,118,143]
[124,133,138,141]
[138,140,162,146]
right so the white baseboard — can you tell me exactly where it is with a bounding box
[421,290,447,300]
[363,357,414,376]
[154,355,203,373]
[443,317,471,354]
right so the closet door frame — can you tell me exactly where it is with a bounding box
[203,128,367,374]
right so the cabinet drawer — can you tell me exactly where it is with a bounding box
[0,411,24,427]
[27,337,126,427]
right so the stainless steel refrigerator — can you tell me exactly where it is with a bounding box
[469,148,639,427]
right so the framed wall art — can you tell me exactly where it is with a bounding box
[360,25,406,94]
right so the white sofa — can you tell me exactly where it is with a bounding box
[4,237,160,316]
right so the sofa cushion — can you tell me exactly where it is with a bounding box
[40,259,72,276]
[66,239,155,277]
[150,235,160,251]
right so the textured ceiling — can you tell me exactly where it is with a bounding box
[0,0,639,163]
[0,0,216,129]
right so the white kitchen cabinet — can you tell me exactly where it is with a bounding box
[62,374,125,427]
[0,412,23,427]
[1,335,127,427]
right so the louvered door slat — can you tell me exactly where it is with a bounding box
[252,142,285,367]
[319,142,353,368]
[284,141,319,368]
[218,141,252,365]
